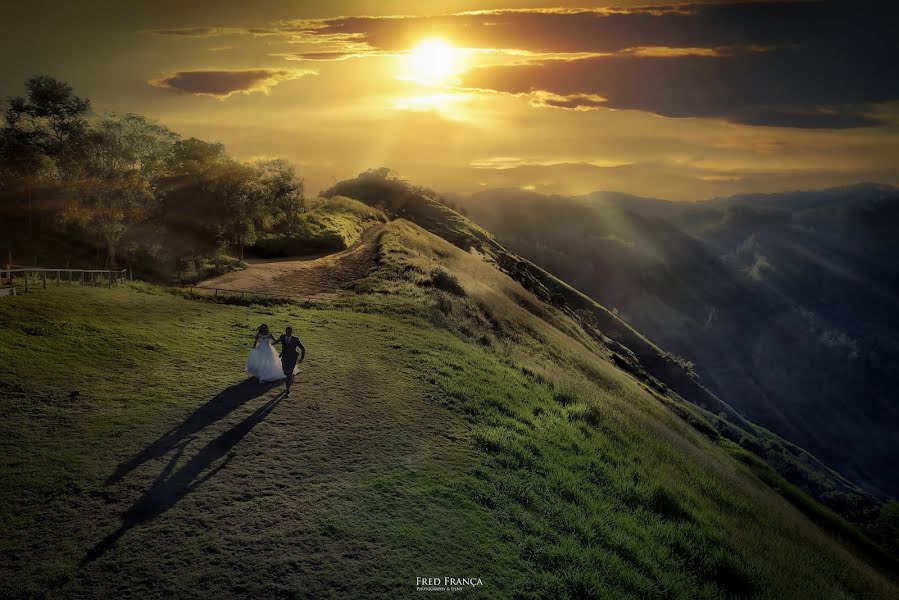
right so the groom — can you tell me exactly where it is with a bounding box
[274,326,305,394]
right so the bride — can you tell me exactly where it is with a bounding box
[246,324,285,382]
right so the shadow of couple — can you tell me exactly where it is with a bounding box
[83,379,286,565]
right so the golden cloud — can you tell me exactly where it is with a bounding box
[149,68,314,98]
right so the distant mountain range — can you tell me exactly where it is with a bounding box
[451,183,899,498]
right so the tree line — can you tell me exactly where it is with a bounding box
[0,76,305,275]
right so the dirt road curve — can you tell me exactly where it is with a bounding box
[200,224,384,298]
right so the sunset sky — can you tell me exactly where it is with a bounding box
[2,0,897,200]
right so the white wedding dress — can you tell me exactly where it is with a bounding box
[246,334,285,382]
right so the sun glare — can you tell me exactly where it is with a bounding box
[407,38,458,85]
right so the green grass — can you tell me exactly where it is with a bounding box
[0,284,896,598]
[254,196,386,257]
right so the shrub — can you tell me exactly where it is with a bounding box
[430,268,465,296]
[567,403,602,426]
[254,231,345,257]
[553,388,579,406]
[435,294,453,314]
[648,486,691,521]
[173,254,246,284]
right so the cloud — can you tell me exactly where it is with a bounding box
[529,92,608,111]
[149,69,313,98]
[277,4,857,54]
[148,26,285,38]
[150,27,222,37]
[459,41,894,128]
[293,2,899,128]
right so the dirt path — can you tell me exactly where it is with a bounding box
[201,224,385,298]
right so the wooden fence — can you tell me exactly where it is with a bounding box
[0,270,288,303]
[184,285,287,300]
[2,267,130,294]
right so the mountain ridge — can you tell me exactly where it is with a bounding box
[323,173,889,521]
[451,182,899,499]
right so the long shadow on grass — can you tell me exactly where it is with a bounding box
[106,378,281,485]
[83,391,285,564]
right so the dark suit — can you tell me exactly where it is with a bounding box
[275,334,305,390]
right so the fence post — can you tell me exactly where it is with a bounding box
[42,272,47,289]
[24,270,29,294]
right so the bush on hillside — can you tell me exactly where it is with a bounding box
[254,231,346,257]
[253,196,384,258]
[174,255,246,284]
[430,268,465,296]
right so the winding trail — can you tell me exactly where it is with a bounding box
[201,224,385,298]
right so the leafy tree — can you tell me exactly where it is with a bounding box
[67,113,177,267]
[69,170,154,268]
[10,75,91,185]
[167,137,228,181]
[1,76,91,233]
[1,75,314,275]
[206,160,267,259]
[0,102,50,227]
[255,158,304,232]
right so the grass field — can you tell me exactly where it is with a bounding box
[2,201,898,599]
[1,283,896,599]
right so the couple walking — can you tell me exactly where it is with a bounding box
[246,324,305,393]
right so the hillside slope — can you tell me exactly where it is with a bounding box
[1,189,897,597]
[326,174,885,527]
[456,184,899,499]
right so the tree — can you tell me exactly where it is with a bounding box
[167,137,228,181]
[0,101,50,228]
[0,76,91,229]
[13,75,91,186]
[68,113,177,267]
[255,158,304,232]
[164,139,274,258]
[206,160,267,260]
[70,170,154,268]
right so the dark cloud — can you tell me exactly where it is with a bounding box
[292,3,887,54]
[291,1,899,128]
[151,27,223,37]
[461,41,896,128]
[149,68,310,97]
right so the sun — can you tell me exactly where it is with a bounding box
[408,38,458,85]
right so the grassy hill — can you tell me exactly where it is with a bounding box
[2,205,897,597]
[456,185,899,500]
